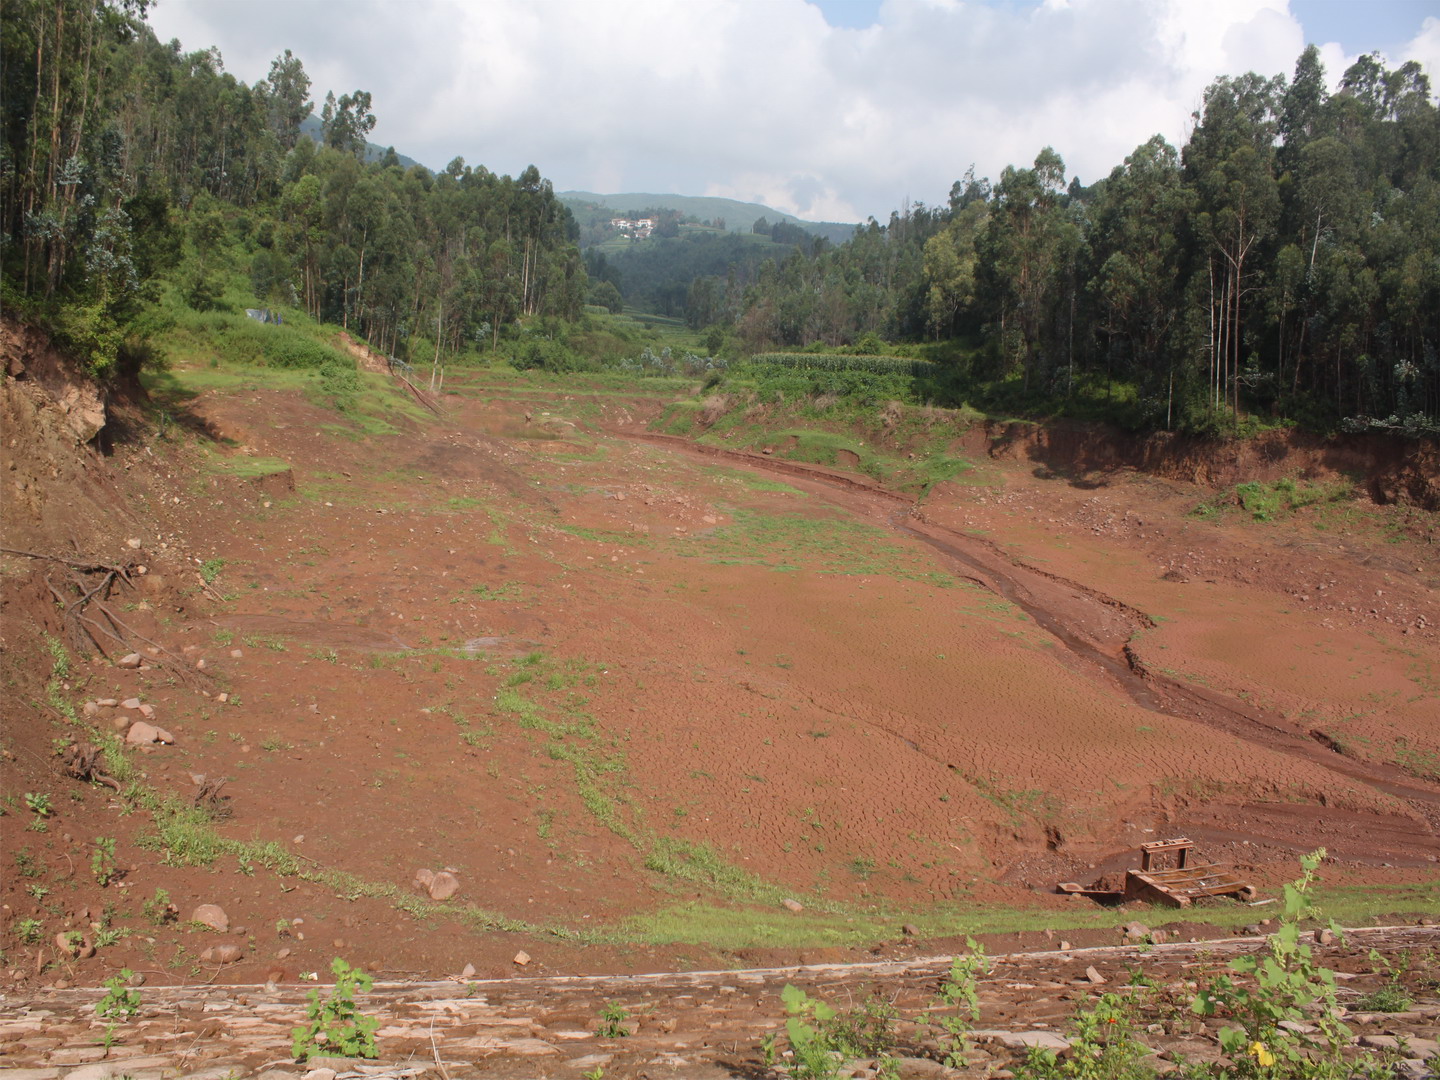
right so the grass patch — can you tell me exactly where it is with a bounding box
[909,454,975,497]
[135,796,556,936]
[203,452,292,480]
[1192,477,1355,522]
[454,581,523,603]
[684,509,954,585]
[492,657,638,844]
[616,880,1440,950]
[771,430,882,476]
[557,524,653,545]
[643,837,786,904]
[143,339,430,434]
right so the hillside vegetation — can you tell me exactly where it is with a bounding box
[688,53,1439,437]
[2,3,585,380]
[5,3,1435,442]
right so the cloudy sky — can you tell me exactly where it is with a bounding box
[145,0,1440,223]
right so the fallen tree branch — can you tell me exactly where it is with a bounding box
[194,572,226,603]
[392,371,443,416]
[61,742,123,792]
[69,567,120,611]
[90,601,213,689]
[1,546,137,581]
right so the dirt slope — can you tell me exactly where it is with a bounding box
[3,339,1438,1006]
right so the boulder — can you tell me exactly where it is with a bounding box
[125,721,173,745]
[427,871,460,901]
[191,904,229,932]
[201,944,243,964]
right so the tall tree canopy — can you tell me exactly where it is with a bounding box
[0,1,585,371]
[683,48,1438,434]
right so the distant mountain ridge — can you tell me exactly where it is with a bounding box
[560,191,857,245]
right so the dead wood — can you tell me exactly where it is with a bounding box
[188,772,232,817]
[1,546,137,582]
[194,572,226,603]
[61,742,123,791]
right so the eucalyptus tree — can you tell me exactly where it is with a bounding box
[1084,135,1194,421]
[1183,73,1283,419]
[978,147,1072,383]
[261,49,311,151]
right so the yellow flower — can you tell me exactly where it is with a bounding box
[1249,1041,1276,1067]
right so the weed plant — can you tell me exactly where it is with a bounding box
[934,939,989,1065]
[91,837,117,886]
[292,957,380,1061]
[756,852,1413,1080]
[596,1000,631,1038]
[95,970,142,1021]
[1016,992,1155,1080]
[1192,478,1352,523]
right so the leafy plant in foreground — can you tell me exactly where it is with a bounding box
[596,1000,630,1038]
[777,983,903,1079]
[1191,849,1352,1078]
[291,957,380,1061]
[1354,948,1413,1013]
[96,969,142,1020]
[823,990,899,1061]
[933,937,990,1065]
[1017,992,1155,1080]
[780,984,843,1080]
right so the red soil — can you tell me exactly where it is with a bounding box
[2,340,1437,991]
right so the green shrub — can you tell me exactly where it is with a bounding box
[751,352,937,377]
[1191,849,1354,1077]
[1193,478,1352,522]
[266,333,340,369]
[96,970,142,1020]
[511,336,596,373]
[317,358,361,410]
[292,957,380,1061]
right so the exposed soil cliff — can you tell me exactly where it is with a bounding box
[966,419,1439,511]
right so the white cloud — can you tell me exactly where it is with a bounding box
[143,0,1434,223]
[1401,15,1440,80]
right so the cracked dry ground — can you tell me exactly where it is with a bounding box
[2,364,1438,1073]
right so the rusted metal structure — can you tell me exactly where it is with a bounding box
[1057,837,1255,908]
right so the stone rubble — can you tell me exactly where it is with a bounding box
[0,926,1433,1080]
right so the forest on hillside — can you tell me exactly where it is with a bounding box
[684,48,1440,435]
[1,0,584,374]
[1,0,1436,437]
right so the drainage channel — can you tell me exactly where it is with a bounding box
[611,431,1440,829]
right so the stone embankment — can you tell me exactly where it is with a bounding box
[2,926,1437,1079]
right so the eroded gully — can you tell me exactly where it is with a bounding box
[611,430,1440,827]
